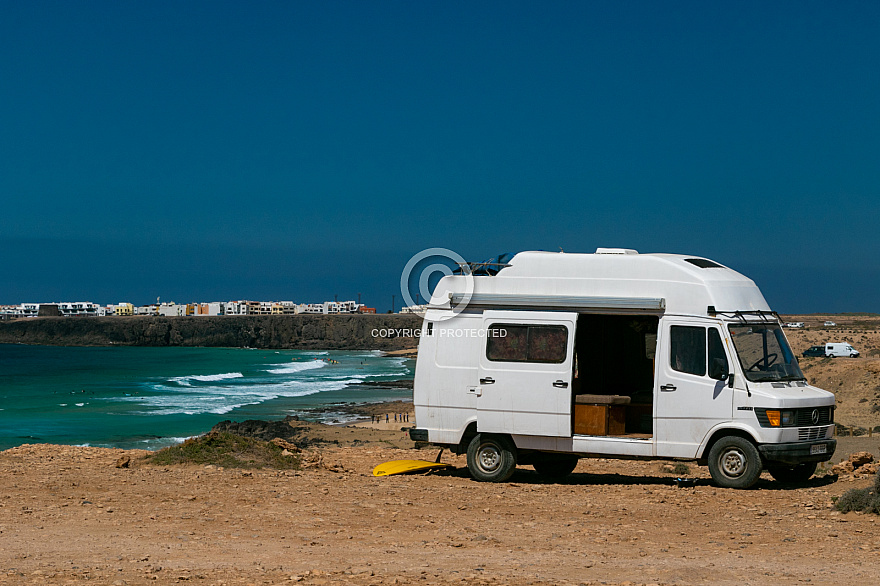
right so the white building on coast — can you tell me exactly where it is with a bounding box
[296,300,363,314]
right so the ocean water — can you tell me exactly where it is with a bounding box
[0,344,413,451]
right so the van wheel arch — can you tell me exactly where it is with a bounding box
[453,422,479,455]
[701,428,760,461]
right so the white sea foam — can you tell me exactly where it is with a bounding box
[75,403,85,407]
[350,350,385,358]
[107,352,410,418]
[138,436,193,449]
[81,436,195,451]
[170,372,244,386]
[360,369,410,378]
[122,376,363,416]
[265,360,327,375]
[323,371,407,382]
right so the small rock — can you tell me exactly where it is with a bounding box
[271,438,301,452]
[848,451,874,467]
[115,455,131,468]
[831,461,854,475]
[855,462,879,475]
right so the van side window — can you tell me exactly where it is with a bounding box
[486,324,567,364]
[708,328,729,377]
[670,326,706,376]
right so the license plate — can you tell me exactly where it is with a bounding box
[810,444,827,455]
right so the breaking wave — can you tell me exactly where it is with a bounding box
[170,372,244,386]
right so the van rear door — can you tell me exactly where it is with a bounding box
[476,311,577,437]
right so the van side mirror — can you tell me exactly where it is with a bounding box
[709,358,729,381]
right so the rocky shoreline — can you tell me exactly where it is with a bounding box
[0,314,423,350]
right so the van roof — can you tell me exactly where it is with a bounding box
[429,249,771,317]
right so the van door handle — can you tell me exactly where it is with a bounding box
[480,377,495,384]
[553,380,568,388]
[660,384,677,392]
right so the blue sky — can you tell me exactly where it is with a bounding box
[2,1,878,312]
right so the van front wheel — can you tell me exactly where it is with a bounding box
[707,436,763,489]
[466,434,517,482]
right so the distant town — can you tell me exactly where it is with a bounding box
[0,299,429,320]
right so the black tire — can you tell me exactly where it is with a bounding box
[767,462,818,483]
[466,433,517,482]
[707,436,763,489]
[533,454,579,478]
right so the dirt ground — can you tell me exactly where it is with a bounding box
[2,433,879,586]
[3,315,880,585]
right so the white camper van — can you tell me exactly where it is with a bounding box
[409,249,836,489]
[825,343,859,358]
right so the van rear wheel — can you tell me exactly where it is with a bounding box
[466,434,517,482]
[707,436,763,489]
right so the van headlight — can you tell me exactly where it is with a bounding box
[757,409,797,427]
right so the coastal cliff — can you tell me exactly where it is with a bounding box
[0,314,423,350]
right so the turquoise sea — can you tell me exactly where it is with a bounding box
[0,344,413,451]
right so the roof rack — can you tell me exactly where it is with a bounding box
[707,307,780,322]
[452,253,515,276]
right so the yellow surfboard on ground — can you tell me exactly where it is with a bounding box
[372,460,453,477]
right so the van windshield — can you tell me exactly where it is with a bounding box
[728,323,805,382]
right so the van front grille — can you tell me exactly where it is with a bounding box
[798,427,831,441]
[795,407,833,427]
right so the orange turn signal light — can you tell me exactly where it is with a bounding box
[766,410,781,426]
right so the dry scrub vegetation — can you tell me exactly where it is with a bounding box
[145,432,301,470]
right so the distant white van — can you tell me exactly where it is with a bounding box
[825,343,859,358]
[824,321,836,327]
[410,249,837,489]
[785,322,805,328]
